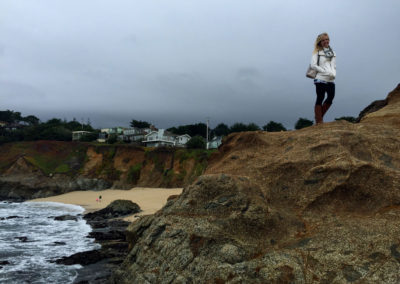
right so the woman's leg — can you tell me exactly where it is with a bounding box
[322,83,335,117]
[315,83,325,106]
[315,83,326,124]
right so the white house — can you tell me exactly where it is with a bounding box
[207,136,223,149]
[100,127,124,135]
[143,129,191,147]
[72,131,92,141]
[143,129,175,147]
[175,134,191,147]
[122,127,149,142]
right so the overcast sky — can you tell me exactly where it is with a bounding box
[1,0,399,129]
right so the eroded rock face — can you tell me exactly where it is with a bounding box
[0,142,209,201]
[112,85,400,283]
[0,173,110,201]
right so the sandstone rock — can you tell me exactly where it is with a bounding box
[111,85,400,283]
[355,99,387,122]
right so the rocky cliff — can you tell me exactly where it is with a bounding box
[112,84,400,283]
[0,143,212,201]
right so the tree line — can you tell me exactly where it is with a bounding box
[1,109,356,145]
[0,110,95,144]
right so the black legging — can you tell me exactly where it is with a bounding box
[315,82,335,106]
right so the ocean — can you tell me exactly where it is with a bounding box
[0,201,100,284]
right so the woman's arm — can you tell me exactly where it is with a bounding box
[310,53,325,73]
[330,54,336,78]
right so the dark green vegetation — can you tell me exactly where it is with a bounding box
[0,110,95,144]
[186,136,206,149]
[295,118,314,130]
[0,110,39,125]
[263,121,287,132]
[94,145,121,180]
[2,111,359,148]
[166,148,214,186]
[0,141,216,189]
[168,121,280,139]
[127,163,142,183]
[167,123,208,138]
[0,141,87,175]
[130,119,151,128]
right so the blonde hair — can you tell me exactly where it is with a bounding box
[313,33,329,54]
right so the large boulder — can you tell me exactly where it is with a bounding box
[112,85,400,283]
[85,199,141,220]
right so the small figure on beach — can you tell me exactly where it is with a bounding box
[310,32,336,125]
[99,195,102,202]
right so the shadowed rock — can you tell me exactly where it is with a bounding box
[54,215,78,221]
[84,200,141,220]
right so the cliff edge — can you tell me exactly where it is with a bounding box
[112,84,400,283]
[0,143,211,201]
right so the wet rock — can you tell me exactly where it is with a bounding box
[6,216,23,219]
[55,250,106,266]
[15,236,28,242]
[61,206,132,283]
[88,230,126,241]
[85,200,141,220]
[0,261,10,265]
[54,215,78,221]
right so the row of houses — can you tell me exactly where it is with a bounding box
[0,121,26,131]
[1,120,223,149]
[72,126,223,149]
[73,127,191,147]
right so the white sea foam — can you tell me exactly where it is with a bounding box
[0,201,100,283]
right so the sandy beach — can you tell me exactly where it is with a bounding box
[30,187,182,221]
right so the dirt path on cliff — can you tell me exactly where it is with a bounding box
[29,187,182,221]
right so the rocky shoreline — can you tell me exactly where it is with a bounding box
[54,200,141,284]
[0,175,111,202]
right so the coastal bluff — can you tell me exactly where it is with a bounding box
[0,143,210,201]
[112,85,400,283]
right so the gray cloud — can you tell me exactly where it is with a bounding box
[0,0,399,129]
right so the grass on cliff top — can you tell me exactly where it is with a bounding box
[0,141,88,175]
[175,148,216,162]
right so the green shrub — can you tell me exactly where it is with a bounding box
[54,164,70,173]
[127,163,142,184]
[295,118,313,130]
[186,136,206,149]
[263,121,287,132]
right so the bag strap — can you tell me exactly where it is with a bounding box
[317,53,320,66]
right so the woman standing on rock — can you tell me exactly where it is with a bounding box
[310,33,336,124]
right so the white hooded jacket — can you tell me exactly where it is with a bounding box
[310,49,336,82]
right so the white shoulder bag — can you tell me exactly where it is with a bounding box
[306,53,320,79]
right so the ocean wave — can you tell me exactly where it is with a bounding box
[0,201,99,283]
